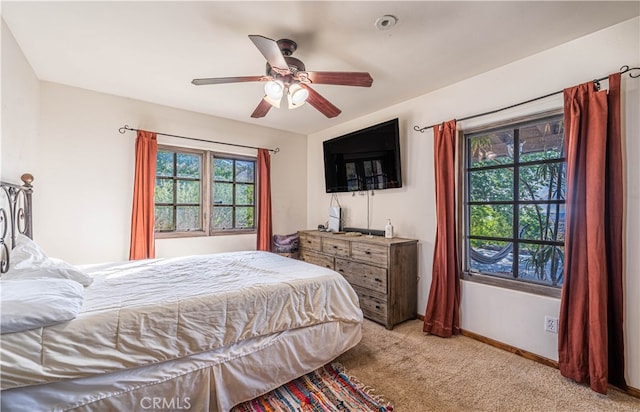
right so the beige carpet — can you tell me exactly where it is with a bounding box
[336,319,640,412]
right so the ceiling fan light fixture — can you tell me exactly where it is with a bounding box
[264,80,284,100]
[263,94,281,109]
[288,83,309,107]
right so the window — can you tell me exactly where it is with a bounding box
[154,145,256,237]
[211,156,256,232]
[462,114,565,295]
[155,148,203,233]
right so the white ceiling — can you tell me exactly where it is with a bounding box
[2,1,639,135]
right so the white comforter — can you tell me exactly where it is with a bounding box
[0,251,363,390]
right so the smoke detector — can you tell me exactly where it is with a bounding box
[375,15,398,31]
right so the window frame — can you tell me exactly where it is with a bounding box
[459,109,565,298]
[154,145,207,239]
[210,152,258,236]
[154,145,257,239]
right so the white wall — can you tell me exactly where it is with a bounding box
[307,17,640,388]
[31,82,307,264]
[1,18,39,180]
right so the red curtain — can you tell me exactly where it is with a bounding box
[129,130,157,260]
[256,148,273,251]
[558,73,626,393]
[423,119,460,338]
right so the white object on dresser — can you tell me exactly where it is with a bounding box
[385,219,394,238]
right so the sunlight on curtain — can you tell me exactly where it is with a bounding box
[129,130,157,260]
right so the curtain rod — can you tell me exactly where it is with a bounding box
[413,65,640,133]
[118,125,279,153]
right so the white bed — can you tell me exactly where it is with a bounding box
[0,179,363,411]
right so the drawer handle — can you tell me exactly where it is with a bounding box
[375,305,381,309]
[374,278,382,282]
[325,265,332,269]
[338,269,344,272]
[365,251,371,255]
[333,245,338,249]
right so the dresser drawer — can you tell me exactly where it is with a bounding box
[300,250,334,269]
[335,258,387,294]
[299,232,322,252]
[351,242,388,267]
[321,237,350,257]
[353,285,387,324]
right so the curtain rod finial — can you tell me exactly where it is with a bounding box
[620,65,640,78]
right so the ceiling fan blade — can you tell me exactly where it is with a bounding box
[305,71,373,87]
[251,98,273,118]
[249,35,289,71]
[191,75,266,86]
[302,85,341,118]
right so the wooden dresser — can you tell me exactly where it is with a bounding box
[298,230,418,329]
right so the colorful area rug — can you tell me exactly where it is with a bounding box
[231,363,393,412]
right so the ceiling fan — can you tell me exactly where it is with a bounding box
[191,35,373,119]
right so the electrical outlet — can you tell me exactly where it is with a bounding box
[544,316,559,334]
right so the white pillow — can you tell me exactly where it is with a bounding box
[8,234,49,270]
[1,278,85,334]
[5,234,93,287]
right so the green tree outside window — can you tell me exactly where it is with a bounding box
[465,115,565,287]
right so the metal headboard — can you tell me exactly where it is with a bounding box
[1,174,34,273]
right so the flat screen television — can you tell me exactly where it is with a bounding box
[323,118,402,193]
